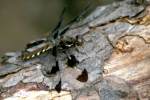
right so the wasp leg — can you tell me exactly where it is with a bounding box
[47,8,66,41]
[59,4,90,37]
[52,8,66,33]
[52,8,66,39]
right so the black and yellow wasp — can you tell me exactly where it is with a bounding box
[21,6,89,61]
[20,6,90,93]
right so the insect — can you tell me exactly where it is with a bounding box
[21,38,52,61]
[59,35,83,49]
[21,5,90,93]
[20,5,89,61]
[25,38,47,49]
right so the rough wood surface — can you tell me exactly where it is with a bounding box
[0,0,150,100]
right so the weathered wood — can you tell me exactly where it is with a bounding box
[0,0,150,100]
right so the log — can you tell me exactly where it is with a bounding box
[0,0,149,100]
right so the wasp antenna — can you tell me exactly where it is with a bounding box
[53,7,66,33]
[59,26,70,36]
[68,3,91,25]
[51,7,66,39]
[59,4,91,37]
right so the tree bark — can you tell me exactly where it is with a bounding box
[0,0,149,100]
